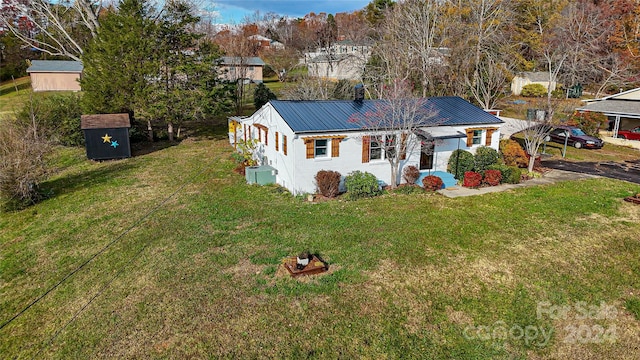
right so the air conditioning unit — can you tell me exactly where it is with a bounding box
[245,165,277,185]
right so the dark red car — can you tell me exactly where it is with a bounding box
[547,126,604,149]
[617,127,640,141]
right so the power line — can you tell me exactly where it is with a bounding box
[0,160,213,332]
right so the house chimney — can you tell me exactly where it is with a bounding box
[354,83,364,103]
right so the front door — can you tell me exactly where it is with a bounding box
[420,141,434,170]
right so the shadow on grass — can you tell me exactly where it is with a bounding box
[0,81,30,96]
[40,161,137,199]
[130,140,178,157]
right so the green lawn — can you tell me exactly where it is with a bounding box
[1,138,639,358]
[0,77,31,116]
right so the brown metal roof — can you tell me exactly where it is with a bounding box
[81,114,131,129]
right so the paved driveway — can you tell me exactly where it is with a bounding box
[543,159,640,184]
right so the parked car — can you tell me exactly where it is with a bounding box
[617,127,640,141]
[547,126,604,149]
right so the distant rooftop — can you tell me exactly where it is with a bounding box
[219,57,265,66]
[27,60,83,73]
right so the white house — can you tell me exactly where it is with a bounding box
[229,97,503,195]
[305,39,372,81]
[511,72,556,96]
[578,87,640,137]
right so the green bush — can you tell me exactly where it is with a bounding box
[521,83,547,97]
[344,171,381,199]
[487,164,521,184]
[474,146,500,171]
[16,93,84,146]
[448,149,474,180]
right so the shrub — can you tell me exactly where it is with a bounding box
[253,82,277,109]
[474,146,500,171]
[402,165,420,185]
[487,164,521,184]
[521,83,547,97]
[315,170,341,198]
[390,184,424,194]
[567,111,607,137]
[463,171,482,188]
[448,149,474,180]
[422,175,443,192]
[344,171,381,199]
[500,139,528,168]
[16,93,84,146]
[483,169,502,186]
[0,119,50,210]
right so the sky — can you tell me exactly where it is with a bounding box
[207,1,371,24]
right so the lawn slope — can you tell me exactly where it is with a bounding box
[1,138,639,359]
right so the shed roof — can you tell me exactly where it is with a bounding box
[270,97,503,134]
[81,114,131,129]
[219,57,265,66]
[27,60,83,73]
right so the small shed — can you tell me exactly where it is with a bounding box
[80,114,132,160]
[26,60,83,92]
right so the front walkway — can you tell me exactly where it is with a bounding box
[437,169,599,198]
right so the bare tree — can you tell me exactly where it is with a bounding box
[348,80,439,188]
[0,0,101,61]
[279,76,333,100]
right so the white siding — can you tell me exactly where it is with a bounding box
[231,105,502,195]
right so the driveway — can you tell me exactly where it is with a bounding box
[543,159,640,184]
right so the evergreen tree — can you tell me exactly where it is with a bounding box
[253,83,277,109]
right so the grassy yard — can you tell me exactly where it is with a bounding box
[1,136,640,358]
[0,77,31,116]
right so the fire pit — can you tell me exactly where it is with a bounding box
[624,193,640,205]
[283,251,328,277]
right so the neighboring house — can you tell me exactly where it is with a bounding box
[511,72,556,96]
[228,97,503,195]
[26,60,83,92]
[248,35,285,51]
[305,40,372,81]
[219,56,265,83]
[307,54,366,80]
[577,87,640,137]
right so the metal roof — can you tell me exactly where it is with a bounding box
[270,97,503,134]
[27,60,83,73]
[219,56,265,66]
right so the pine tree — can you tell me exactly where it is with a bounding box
[253,83,277,109]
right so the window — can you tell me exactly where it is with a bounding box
[370,136,383,160]
[472,130,483,145]
[315,139,328,157]
[275,132,279,151]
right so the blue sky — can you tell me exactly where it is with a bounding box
[208,1,371,24]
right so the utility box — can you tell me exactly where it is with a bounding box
[245,165,277,185]
[81,113,132,160]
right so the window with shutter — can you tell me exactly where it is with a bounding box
[466,129,474,147]
[485,128,495,146]
[275,132,279,151]
[331,138,340,157]
[283,135,287,155]
[305,139,314,159]
[362,136,370,163]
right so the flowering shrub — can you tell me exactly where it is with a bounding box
[463,171,482,188]
[483,169,502,186]
[402,165,420,185]
[422,175,443,191]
